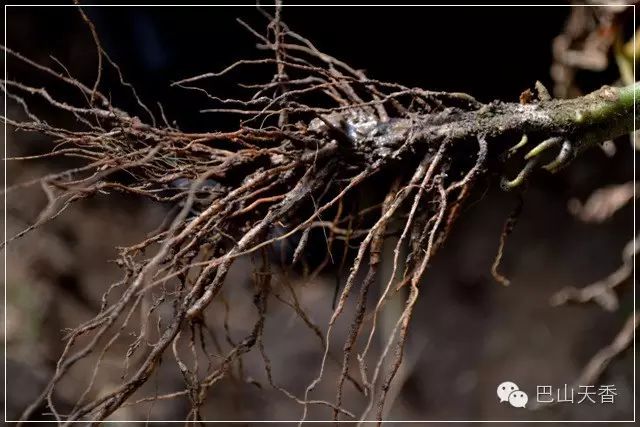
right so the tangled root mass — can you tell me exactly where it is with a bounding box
[5,9,575,423]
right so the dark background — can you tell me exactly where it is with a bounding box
[3,5,636,422]
[7,6,574,129]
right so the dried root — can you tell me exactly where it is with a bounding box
[3,6,635,423]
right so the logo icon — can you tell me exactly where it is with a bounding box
[497,381,528,408]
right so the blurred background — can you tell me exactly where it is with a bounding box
[2,5,636,422]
